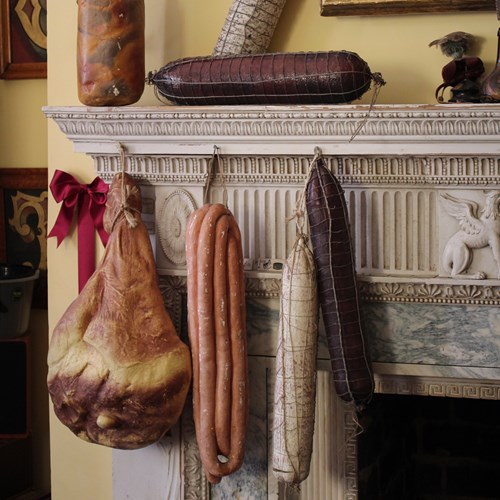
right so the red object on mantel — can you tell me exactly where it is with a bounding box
[48,170,109,292]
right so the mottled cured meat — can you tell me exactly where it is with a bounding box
[47,173,192,449]
[77,0,145,106]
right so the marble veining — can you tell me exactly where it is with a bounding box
[246,297,330,360]
[211,358,269,500]
[364,302,500,367]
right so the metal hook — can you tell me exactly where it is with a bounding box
[213,146,228,208]
[203,145,228,206]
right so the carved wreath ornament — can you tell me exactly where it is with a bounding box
[441,191,500,279]
[157,189,197,266]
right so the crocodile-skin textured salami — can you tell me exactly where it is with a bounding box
[213,0,287,56]
[305,158,373,411]
[149,51,381,105]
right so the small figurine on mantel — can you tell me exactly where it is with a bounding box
[429,31,485,103]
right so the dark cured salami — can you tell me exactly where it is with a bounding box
[150,51,382,105]
[305,158,373,411]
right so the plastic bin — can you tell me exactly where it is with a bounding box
[0,264,39,339]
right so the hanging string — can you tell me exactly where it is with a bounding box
[203,145,228,207]
[334,403,366,459]
[348,72,386,143]
[111,142,141,231]
[287,146,322,235]
[203,146,215,204]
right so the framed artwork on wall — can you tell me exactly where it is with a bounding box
[320,0,495,16]
[0,0,47,79]
[0,168,48,308]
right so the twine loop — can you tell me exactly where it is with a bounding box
[204,145,228,207]
[110,143,141,232]
[349,72,386,143]
[287,147,322,236]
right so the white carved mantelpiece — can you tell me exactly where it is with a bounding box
[45,104,500,500]
[45,104,500,302]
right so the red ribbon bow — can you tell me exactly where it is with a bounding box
[48,169,109,292]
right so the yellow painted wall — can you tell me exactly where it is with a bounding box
[47,1,499,499]
[0,80,47,167]
[0,64,49,497]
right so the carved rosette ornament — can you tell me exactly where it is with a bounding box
[157,189,197,266]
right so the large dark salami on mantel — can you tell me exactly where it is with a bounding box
[150,51,382,105]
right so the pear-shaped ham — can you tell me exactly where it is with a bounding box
[47,173,192,449]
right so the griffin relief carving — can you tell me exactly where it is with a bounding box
[440,191,500,279]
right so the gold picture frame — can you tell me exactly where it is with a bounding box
[320,0,495,16]
[0,0,47,79]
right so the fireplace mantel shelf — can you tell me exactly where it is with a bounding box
[44,103,500,156]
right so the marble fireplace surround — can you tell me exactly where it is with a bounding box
[45,104,500,499]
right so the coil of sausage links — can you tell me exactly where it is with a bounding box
[185,202,248,483]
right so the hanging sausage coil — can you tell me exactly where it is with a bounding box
[185,202,249,484]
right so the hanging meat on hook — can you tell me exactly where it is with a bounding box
[272,232,319,485]
[185,203,248,483]
[47,172,192,449]
[305,158,374,412]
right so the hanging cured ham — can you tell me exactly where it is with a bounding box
[47,173,192,450]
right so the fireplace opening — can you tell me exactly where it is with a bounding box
[357,393,500,500]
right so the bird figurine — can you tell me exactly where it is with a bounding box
[429,31,484,103]
[429,31,474,60]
